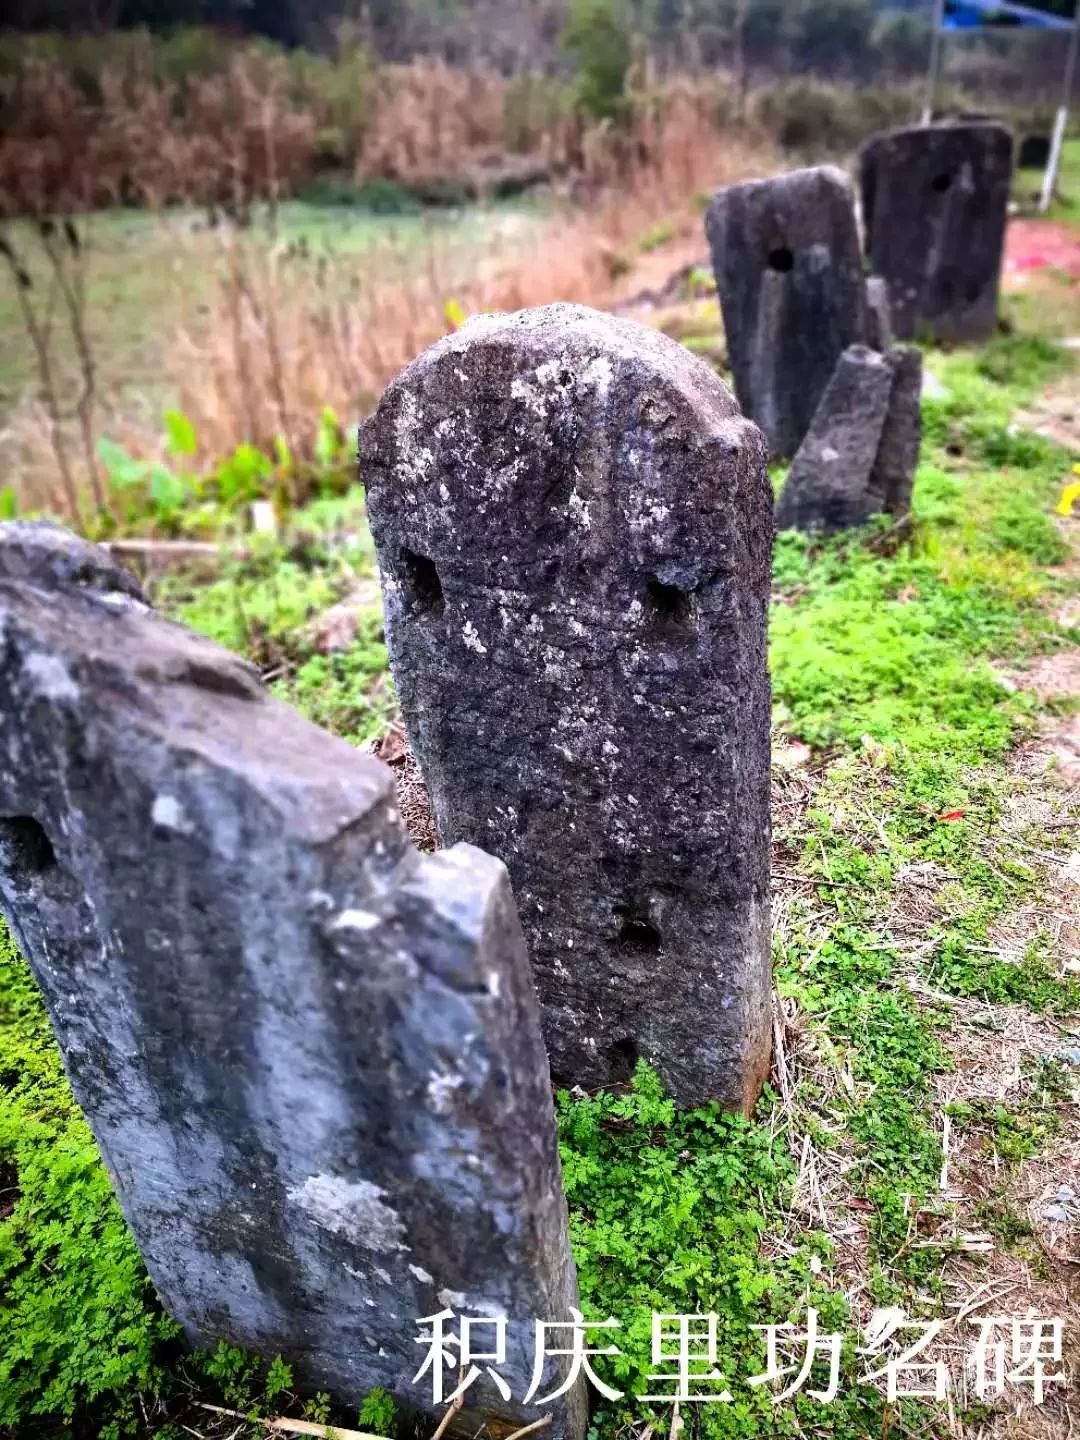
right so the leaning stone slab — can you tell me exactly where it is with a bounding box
[774,345,894,534]
[361,303,773,1112]
[0,521,585,1440]
[859,122,1013,343]
[867,344,923,519]
[705,164,866,458]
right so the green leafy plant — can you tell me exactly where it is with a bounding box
[357,1385,398,1436]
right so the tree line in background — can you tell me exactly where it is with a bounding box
[0,0,1068,220]
[2,0,1073,106]
[0,1,940,76]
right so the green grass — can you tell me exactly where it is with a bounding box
[0,926,179,1435]
[0,325,1077,1436]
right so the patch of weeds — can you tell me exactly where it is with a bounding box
[948,1090,1061,1167]
[927,931,1078,1012]
[636,218,675,252]
[973,1196,1036,1254]
[775,912,950,1273]
[357,1385,398,1436]
[987,493,1069,565]
[157,525,375,674]
[275,624,393,747]
[0,919,179,1432]
[558,1063,889,1437]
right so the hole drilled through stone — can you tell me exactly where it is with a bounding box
[399,549,444,618]
[767,245,795,273]
[645,576,693,638]
[931,172,953,193]
[0,816,56,875]
[616,914,662,959]
[606,1037,639,1083]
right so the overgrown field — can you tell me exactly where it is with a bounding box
[1,286,1079,1437]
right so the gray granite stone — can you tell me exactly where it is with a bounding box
[361,303,773,1112]
[0,522,584,1439]
[865,276,894,353]
[705,164,866,458]
[859,122,1014,343]
[774,345,894,533]
[867,344,923,518]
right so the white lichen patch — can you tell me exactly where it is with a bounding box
[567,486,591,529]
[24,652,80,702]
[151,794,194,834]
[288,1174,407,1252]
[462,620,487,655]
[426,1069,465,1114]
[628,494,672,533]
[331,909,381,932]
[581,354,614,398]
[408,1263,434,1284]
[510,375,548,419]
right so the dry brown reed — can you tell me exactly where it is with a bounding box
[3,78,774,523]
[0,48,320,218]
[168,90,771,466]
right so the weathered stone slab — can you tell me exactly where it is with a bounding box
[774,345,894,534]
[705,164,866,458]
[0,521,585,1439]
[361,303,773,1112]
[867,344,923,519]
[859,122,1013,343]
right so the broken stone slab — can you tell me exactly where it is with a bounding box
[361,302,773,1113]
[859,122,1014,343]
[867,344,923,519]
[774,344,894,534]
[0,522,585,1440]
[864,276,894,353]
[705,164,867,458]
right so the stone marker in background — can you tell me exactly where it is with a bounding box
[864,276,894,354]
[859,122,1013,343]
[0,522,585,1440]
[867,344,923,519]
[705,165,866,458]
[362,304,773,1112]
[774,345,894,534]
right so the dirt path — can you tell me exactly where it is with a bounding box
[1006,219,1080,282]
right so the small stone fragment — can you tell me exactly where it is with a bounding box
[864,276,894,353]
[859,122,1014,342]
[705,164,866,458]
[866,344,923,519]
[774,345,894,534]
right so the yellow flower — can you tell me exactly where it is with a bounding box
[1055,466,1080,517]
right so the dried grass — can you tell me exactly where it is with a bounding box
[168,94,768,460]
[762,683,1080,1437]
[5,100,774,517]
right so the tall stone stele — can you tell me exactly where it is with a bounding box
[361,304,773,1113]
[0,521,585,1440]
[705,165,867,459]
[859,121,1014,343]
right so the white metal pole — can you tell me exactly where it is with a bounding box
[923,0,948,125]
[1038,0,1080,213]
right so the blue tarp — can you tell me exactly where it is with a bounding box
[943,0,1075,29]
